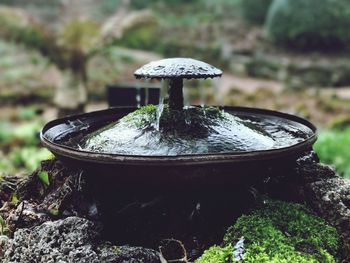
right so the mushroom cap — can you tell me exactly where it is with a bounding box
[134,58,223,79]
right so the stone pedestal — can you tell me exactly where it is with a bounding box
[0,155,349,262]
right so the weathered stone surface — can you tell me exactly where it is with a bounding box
[271,161,350,261]
[3,217,100,263]
[99,244,160,263]
[296,162,336,183]
[134,58,222,79]
[3,216,161,263]
[303,177,350,260]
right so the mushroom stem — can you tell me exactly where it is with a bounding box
[168,78,184,110]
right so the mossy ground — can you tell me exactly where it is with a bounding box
[196,200,341,263]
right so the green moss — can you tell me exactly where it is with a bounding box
[195,245,234,263]
[196,200,341,263]
[120,104,157,126]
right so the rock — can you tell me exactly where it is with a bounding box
[99,244,160,263]
[3,217,100,263]
[304,177,350,260]
[6,201,50,232]
[269,161,350,261]
[296,162,336,183]
[3,216,160,263]
[262,157,350,260]
[4,158,349,262]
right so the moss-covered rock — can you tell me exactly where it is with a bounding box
[119,104,158,127]
[120,104,225,138]
[82,104,239,155]
[196,200,341,263]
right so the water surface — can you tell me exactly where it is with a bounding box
[79,105,313,156]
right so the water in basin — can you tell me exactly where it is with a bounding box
[79,105,313,156]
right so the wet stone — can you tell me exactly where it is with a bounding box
[134,58,222,79]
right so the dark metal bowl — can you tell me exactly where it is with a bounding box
[40,106,316,184]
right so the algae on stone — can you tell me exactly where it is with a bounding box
[196,200,341,263]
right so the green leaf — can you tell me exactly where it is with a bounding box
[11,193,19,205]
[38,171,50,186]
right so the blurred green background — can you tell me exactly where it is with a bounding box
[1,0,350,178]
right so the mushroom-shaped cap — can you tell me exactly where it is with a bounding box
[134,58,222,79]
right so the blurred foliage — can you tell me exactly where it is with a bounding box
[240,0,273,25]
[59,19,99,53]
[117,20,226,67]
[100,0,121,14]
[0,7,53,57]
[327,115,350,130]
[158,42,225,67]
[314,128,350,179]
[114,11,158,50]
[0,0,238,90]
[0,40,49,90]
[0,4,156,111]
[130,0,201,10]
[130,0,157,10]
[8,147,51,172]
[266,0,350,50]
[0,107,52,176]
[17,106,42,121]
[113,0,240,66]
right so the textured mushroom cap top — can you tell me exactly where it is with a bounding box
[134,58,223,79]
